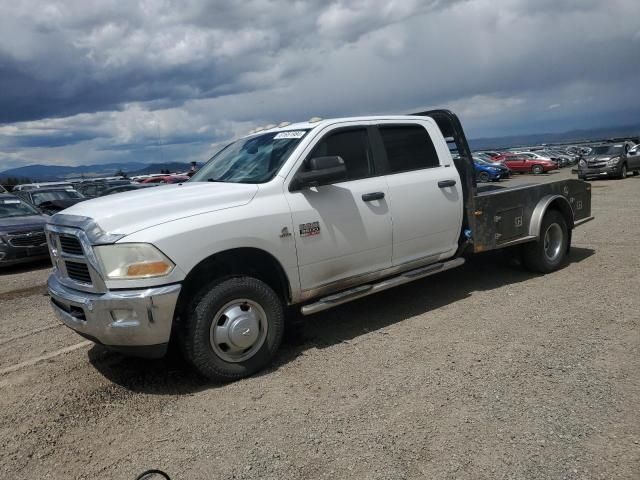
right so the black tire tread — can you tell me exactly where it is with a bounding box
[180,276,284,381]
[523,210,569,274]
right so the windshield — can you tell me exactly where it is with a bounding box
[191,130,310,184]
[591,145,623,156]
[0,198,40,218]
[31,190,83,205]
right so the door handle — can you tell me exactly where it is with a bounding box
[361,192,385,202]
[438,180,456,188]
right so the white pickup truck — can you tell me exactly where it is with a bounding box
[46,110,593,381]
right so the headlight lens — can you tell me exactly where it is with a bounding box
[94,243,174,279]
[578,159,586,168]
[607,156,620,166]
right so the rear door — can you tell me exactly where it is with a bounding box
[375,121,463,266]
[285,126,393,293]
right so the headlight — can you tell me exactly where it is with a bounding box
[94,243,175,279]
[578,159,586,168]
[607,156,620,166]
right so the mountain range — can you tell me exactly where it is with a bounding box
[1,123,639,182]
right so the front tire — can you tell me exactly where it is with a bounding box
[180,277,284,381]
[478,171,490,183]
[618,163,627,179]
[532,165,544,175]
[523,210,569,273]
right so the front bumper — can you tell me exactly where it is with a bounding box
[0,244,49,266]
[47,273,181,357]
[579,166,618,178]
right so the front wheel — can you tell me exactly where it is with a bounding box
[180,276,285,381]
[532,165,544,175]
[478,171,490,183]
[618,163,627,179]
[523,210,569,273]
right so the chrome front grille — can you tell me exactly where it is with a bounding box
[8,231,47,247]
[46,225,106,293]
[64,261,92,283]
[58,235,84,255]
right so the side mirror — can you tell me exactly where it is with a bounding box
[291,155,347,190]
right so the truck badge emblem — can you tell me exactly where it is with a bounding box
[279,227,292,238]
[299,221,320,237]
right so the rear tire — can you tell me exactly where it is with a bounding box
[523,210,569,273]
[180,276,284,382]
[532,165,544,175]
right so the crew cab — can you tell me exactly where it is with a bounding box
[45,111,593,381]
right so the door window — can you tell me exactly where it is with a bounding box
[308,128,373,180]
[379,125,440,173]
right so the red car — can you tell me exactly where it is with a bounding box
[141,175,190,184]
[495,154,557,174]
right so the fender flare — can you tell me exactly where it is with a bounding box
[528,195,574,239]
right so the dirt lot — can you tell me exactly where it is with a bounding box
[1,169,638,480]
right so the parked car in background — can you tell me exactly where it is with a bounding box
[0,194,50,266]
[12,182,73,192]
[77,180,132,198]
[578,142,639,180]
[141,175,190,184]
[14,188,85,215]
[514,151,564,168]
[473,156,510,181]
[473,159,502,182]
[498,155,558,174]
[100,184,159,196]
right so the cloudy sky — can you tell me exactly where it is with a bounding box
[0,0,639,170]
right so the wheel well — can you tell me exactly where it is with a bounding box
[174,248,291,323]
[547,200,574,230]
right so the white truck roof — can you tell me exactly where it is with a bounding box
[245,115,431,137]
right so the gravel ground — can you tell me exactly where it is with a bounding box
[0,169,638,480]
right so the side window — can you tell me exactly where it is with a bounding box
[309,128,372,180]
[379,125,440,173]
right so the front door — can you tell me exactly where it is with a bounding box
[285,127,393,293]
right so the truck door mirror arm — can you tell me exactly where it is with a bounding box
[290,155,348,191]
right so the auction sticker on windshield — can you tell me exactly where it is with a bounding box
[274,131,306,139]
[2,199,20,204]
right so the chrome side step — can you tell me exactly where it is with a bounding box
[300,257,465,316]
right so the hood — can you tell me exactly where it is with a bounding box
[53,182,258,236]
[0,215,48,234]
[588,155,613,161]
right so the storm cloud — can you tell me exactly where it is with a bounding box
[1,0,639,170]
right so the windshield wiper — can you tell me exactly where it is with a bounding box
[207,178,226,183]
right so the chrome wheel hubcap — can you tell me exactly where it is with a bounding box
[210,299,268,363]
[543,223,563,262]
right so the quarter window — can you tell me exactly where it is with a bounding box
[309,129,373,180]
[379,125,440,173]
